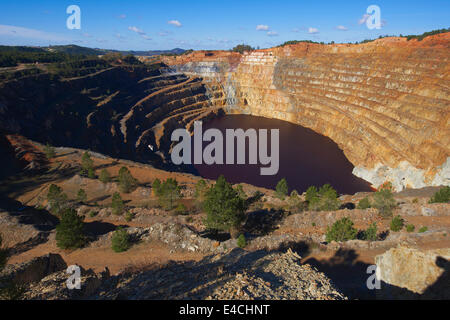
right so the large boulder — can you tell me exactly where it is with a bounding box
[375,246,450,299]
[0,253,67,285]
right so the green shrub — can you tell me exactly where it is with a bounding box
[77,188,87,203]
[412,198,419,204]
[118,167,138,193]
[111,192,125,215]
[111,227,130,253]
[55,209,85,249]
[307,184,341,211]
[185,216,194,223]
[88,211,97,218]
[43,143,56,159]
[362,223,378,241]
[152,178,161,196]
[232,44,254,53]
[124,211,134,222]
[418,226,428,233]
[87,167,96,179]
[287,190,303,212]
[390,215,404,232]
[429,186,450,203]
[326,218,358,242]
[373,188,397,218]
[174,203,188,215]
[80,152,94,177]
[305,186,318,203]
[237,234,247,248]
[406,224,415,232]
[99,169,111,183]
[203,175,247,238]
[275,178,289,200]
[157,178,182,210]
[318,184,341,211]
[357,197,371,209]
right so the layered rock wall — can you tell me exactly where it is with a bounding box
[164,35,450,190]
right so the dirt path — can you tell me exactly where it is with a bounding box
[8,237,204,275]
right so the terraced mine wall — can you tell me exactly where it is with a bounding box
[0,63,227,169]
[165,35,450,191]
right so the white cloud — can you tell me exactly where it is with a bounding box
[256,24,269,31]
[0,24,68,41]
[308,27,319,34]
[358,14,371,25]
[267,31,278,37]
[128,26,145,35]
[336,25,348,31]
[128,26,152,40]
[168,20,182,27]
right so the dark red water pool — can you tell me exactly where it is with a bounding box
[192,114,372,195]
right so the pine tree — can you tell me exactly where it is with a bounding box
[203,175,247,238]
[194,179,208,209]
[55,209,85,249]
[80,152,94,177]
[47,184,68,216]
[275,178,288,200]
[373,188,396,218]
[306,184,341,211]
[111,227,130,253]
[318,184,341,211]
[118,167,137,193]
[99,168,111,183]
[429,186,450,203]
[288,190,302,212]
[111,192,125,215]
[357,197,371,209]
[77,188,87,203]
[157,178,182,210]
[326,217,358,242]
[152,178,162,196]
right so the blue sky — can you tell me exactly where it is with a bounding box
[0,0,448,50]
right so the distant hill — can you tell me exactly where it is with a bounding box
[45,45,186,57]
[47,45,103,55]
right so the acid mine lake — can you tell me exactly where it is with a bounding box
[186,114,372,195]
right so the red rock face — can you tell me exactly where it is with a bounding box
[164,34,450,190]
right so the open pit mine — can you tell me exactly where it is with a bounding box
[0,34,449,192]
[160,34,450,191]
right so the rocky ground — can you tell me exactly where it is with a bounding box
[0,137,449,300]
